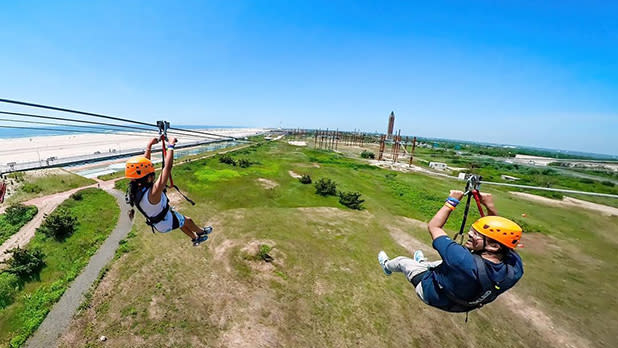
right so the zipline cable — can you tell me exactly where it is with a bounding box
[479,180,618,199]
[0,110,156,133]
[0,118,156,137]
[0,98,155,127]
[0,125,127,135]
[0,98,237,141]
[0,110,209,140]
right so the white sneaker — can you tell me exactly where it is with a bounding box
[378,251,392,275]
[414,250,426,263]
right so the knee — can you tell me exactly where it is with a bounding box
[185,217,192,223]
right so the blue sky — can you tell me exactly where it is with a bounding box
[0,1,616,155]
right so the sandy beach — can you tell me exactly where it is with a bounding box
[0,128,266,166]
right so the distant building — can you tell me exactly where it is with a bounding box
[429,162,448,171]
[387,111,395,140]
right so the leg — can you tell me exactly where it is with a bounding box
[385,256,431,283]
[183,216,203,234]
[180,225,198,239]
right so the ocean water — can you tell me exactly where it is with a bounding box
[0,125,241,139]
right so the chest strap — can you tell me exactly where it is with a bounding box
[438,254,514,311]
[134,187,170,233]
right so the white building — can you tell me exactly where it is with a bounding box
[429,162,448,171]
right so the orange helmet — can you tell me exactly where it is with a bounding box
[125,156,155,179]
[471,216,522,249]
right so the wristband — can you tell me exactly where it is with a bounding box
[446,197,459,206]
[167,145,175,150]
[444,202,456,211]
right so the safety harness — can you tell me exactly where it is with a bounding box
[126,120,195,233]
[453,174,485,244]
[437,254,517,313]
[443,175,518,317]
[133,185,170,233]
[157,121,195,206]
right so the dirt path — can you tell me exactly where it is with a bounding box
[388,216,590,348]
[510,191,618,216]
[25,189,133,348]
[0,179,117,262]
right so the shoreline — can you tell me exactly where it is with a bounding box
[0,128,265,166]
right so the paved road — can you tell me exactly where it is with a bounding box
[24,189,133,348]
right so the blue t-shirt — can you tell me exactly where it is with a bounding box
[420,235,524,312]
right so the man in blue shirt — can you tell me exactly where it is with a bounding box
[378,190,523,312]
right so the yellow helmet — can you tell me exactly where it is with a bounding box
[471,216,522,249]
[125,156,155,179]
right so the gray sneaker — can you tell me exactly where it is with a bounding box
[378,251,392,275]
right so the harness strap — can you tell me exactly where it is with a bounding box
[437,254,500,311]
[134,186,170,233]
[158,122,196,206]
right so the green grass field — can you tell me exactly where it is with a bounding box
[0,205,38,245]
[6,170,95,203]
[0,188,119,347]
[59,141,617,348]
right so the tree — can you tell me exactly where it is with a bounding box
[219,154,236,166]
[237,158,251,168]
[360,150,375,159]
[3,247,45,279]
[5,204,36,225]
[314,178,337,196]
[338,191,365,210]
[37,208,78,240]
[299,175,312,184]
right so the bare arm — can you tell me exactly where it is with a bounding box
[427,190,464,240]
[150,138,177,200]
[144,137,159,160]
[479,192,498,215]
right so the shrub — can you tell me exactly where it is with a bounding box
[299,175,312,184]
[579,178,594,184]
[237,158,251,168]
[21,183,42,194]
[601,180,615,187]
[315,178,337,196]
[5,204,37,225]
[37,208,78,240]
[258,244,273,262]
[219,154,236,166]
[0,272,21,309]
[338,191,365,210]
[71,192,83,201]
[360,150,375,159]
[3,247,45,280]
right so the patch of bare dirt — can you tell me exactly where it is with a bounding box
[219,288,282,348]
[519,232,601,267]
[257,178,278,189]
[240,240,286,275]
[498,292,592,348]
[312,163,320,168]
[288,170,302,179]
[511,191,618,216]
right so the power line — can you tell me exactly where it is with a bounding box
[0,98,236,141]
